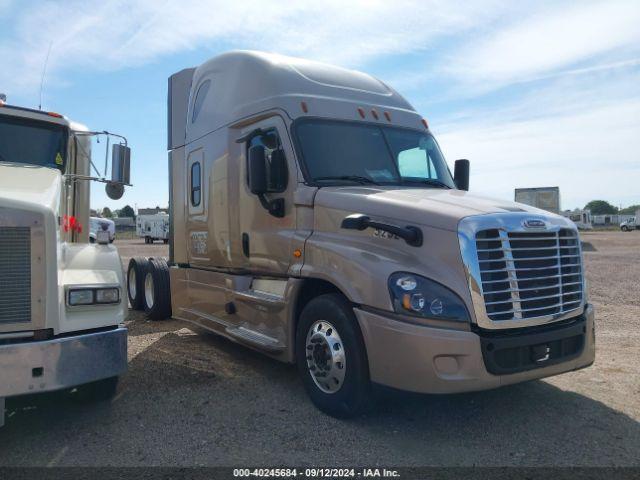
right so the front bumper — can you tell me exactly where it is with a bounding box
[0,327,127,398]
[355,305,595,394]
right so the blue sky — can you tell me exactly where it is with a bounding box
[1,0,639,211]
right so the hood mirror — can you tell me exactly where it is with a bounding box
[105,182,124,200]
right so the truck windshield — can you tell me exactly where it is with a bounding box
[294,119,455,188]
[0,115,67,172]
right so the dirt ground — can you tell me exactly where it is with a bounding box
[0,233,638,466]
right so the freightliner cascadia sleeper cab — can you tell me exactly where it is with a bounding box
[128,51,595,417]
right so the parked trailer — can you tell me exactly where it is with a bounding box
[562,209,593,230]
[136,213,169,243]
[514,187,561,215]
[128,51,594,417]
[0,99,132,426]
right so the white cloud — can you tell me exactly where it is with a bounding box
[436,97,640,209]
[447,0,640,91]
[0,0,503,97]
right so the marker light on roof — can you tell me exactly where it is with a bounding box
[300,101,308,113]
[357,107,365,119]
[384,111,391,122]
[421,118,429,129]
[47,112,63,118]
[371,109,379,120]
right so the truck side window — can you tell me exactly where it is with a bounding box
[248,130,288,193]
[191,80,211,123]
[191,162,201,206]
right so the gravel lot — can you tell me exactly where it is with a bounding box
[1,233,639,466]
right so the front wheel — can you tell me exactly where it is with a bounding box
[296,293,371,418]
[621,226,629,232]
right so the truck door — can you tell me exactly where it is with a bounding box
[238,116,297,275]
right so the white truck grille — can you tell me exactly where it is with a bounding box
[0,227,31,324]
[475,228,583,322]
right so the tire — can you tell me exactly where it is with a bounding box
[145,236,151,244]
[163,239,169,244]
[71,376,119,403]
[621,226,629,232]
[127,257,150,310]
[89,236,95,243]
[143,257,172,320]
[296,293,371,418]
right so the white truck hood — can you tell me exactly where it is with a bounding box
[0,163,61,213]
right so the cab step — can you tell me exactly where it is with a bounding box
[225,326,284,352]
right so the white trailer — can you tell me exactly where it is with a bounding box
[137,213,169,243]
[514,187,561,215]
[562,209,593,230]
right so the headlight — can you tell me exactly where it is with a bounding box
[388,273,469,322]
[68,289,94,306]
[67,287,121,306]
[96,288,120,304]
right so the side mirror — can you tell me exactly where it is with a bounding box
[248,145,268,195]
[111,144,131,185]
[454,159,470,191]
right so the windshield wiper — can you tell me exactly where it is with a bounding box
[314,175,380,185]
[401,178,452,189]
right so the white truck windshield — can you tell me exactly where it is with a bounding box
[0,115,67,172]
[294,119,455,188]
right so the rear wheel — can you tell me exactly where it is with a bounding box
[143,257,172,320]
[127,257,150,310]
[296,293,371,418]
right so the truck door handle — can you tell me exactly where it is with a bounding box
[341,214,423,247]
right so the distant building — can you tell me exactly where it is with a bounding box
[138,207,169,215]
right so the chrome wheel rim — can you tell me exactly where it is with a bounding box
[128,268,136,299]
[144,272,154,309]
[305,320,346,394]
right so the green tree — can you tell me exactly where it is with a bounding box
[584,200,618,215]
[619,204,640,215]
[101,207,113,218]
[119,205,135,218]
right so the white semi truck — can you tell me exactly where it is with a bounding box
[0,99,131,426]
[620,210,640,231]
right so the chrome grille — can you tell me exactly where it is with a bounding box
[0,227,31,324]
[475,228,583,322]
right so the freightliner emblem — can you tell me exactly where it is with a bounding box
[522,218,547,229]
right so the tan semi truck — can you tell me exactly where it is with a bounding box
[0,99,131,426]
[128,51,595,417]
